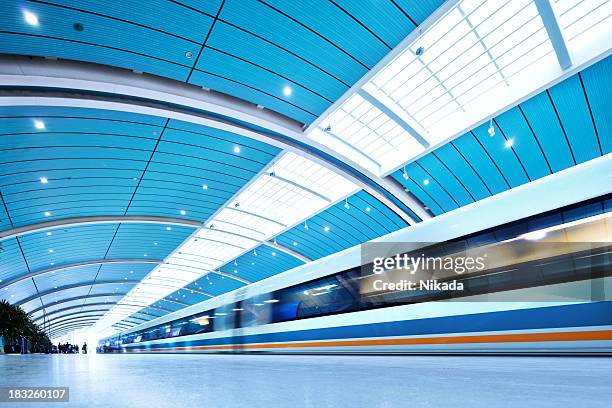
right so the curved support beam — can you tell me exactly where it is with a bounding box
[46,317,104,332]
[49,323,96,338]
[38,308,113,324]
[33,304,114,323]
[15,280,140,306]
[160,297,189,307]
[262,241,312,263]
[0,258,162,290]
[0,56,429,223]
[0,215,200,241]
[27,294,171,315]
[45,313,107,329]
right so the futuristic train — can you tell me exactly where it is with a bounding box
[100,193,612,355]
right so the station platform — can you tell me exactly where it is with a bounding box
[2,354,611,408]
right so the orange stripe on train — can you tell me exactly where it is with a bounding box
[124,329,612,352]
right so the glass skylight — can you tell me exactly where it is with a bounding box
[93,152,358,333]
[308,0,612,176]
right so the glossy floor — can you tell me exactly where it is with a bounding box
[1,354,611,407]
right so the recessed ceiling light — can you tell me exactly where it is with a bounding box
[48,249,54,253]
[153,242,158,246]
[44,211,51,217]
[365,207,371,212]
[46,231,52,236]
[283,86,292,96]
[423,179,430,186]
[324,226,330,232]
[293,242,298,246]
[202,184,208,190]
[34,120,45,129]
[505,139,514,148]
[179,210,186,215]
[24,10,39,26]
[271,252,277,256]
[40,177,48,184]
[233,146,241,154]
[166,226,172,231]
[185,51,193,59]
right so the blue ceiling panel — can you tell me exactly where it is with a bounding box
[190,273,245,297]
[86,282,135,296]
[0,238,28,284]
[275,190,407,260]
[0,0,212,80]
[417,154,474,207]
[519,92,576,172]
[18,224,118,271]
[0,279,36,304]
[105,224,193,259]
[580,55,612,154]
[33,265,100,293]
[95,263,155,282]
[206,22,349,101]
[428,145,491,201]
[547,75,601,164]
[220,244,304,283]
[493,108,551,181]
[393,0,448,24]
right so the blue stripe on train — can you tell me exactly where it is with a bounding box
[125,301,612,350]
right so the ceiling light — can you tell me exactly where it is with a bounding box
[304,222,309,231]
[505,139,514,148]
[488,119,495,137]
[264,299,279,303]
[40,177,48,184]
[233,146,241,154]
[48,249,54,253]
[423,179,430,186]
[153,242,158,246]
[166,226,172,231]
[271,252,277,256]
[283,86,292,96]
[34,120,45,129]
[185,51,193,59]
[179,210,186,215]
[202,184,208,190]
[44,211,51,217]
[293,242,298,246]
[365,207,371,212]
[402,167,409,180]
[46,231,52,236]
[324,226,330,232]
[24,10,39,26]
[344,199,350,210]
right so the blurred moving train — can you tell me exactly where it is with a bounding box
[100,195,612,355]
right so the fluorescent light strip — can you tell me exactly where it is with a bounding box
[307,0,612,176]
[93,152,358,333]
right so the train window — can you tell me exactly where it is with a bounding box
[213,304,234,332]
[241,294,273,328]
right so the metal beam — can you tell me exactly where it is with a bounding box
[0,258,162,290]
[262,241,312,263]
[357,88,430,148]
[46,316,104,332]
[27,294,171,316]
[534,0,572,70]
[49,323,96,338]
[0,215,201,241]
[15,280,140,306]
[37,308,113,324]
[33,303,114,322]
[45,313,107,329]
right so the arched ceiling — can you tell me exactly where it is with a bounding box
[0,0,610,338]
